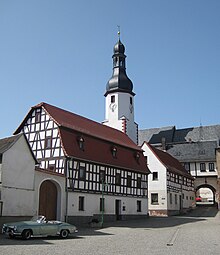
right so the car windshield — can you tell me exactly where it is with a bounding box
[31,215,46,223]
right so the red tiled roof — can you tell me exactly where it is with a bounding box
[15,102,150,174]
[60,128,148,173]
[146,142,193,179]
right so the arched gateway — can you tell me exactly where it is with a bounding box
[38,180,57,220]
[196,184,216,205]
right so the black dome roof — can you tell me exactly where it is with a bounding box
[105,39,134,96]
[114,40,125,54]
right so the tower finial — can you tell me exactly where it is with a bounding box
[117,25,120,40]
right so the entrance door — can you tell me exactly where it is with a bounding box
[39,180,57,220]
[115,199,121,220]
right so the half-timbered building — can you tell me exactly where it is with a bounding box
[14,102,150,225]
[141,142,194,216]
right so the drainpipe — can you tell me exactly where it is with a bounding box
[64,157,69,223]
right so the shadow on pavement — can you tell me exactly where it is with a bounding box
[0,206,218,244]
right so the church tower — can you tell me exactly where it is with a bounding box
[103,32,138,144]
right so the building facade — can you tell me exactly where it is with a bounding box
[139,125,220,206]
[0,134,37,220]
[142,142,195,216]
[14,102,150,225]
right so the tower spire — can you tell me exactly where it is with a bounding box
[104,32,134,97]
[117,25,120,40]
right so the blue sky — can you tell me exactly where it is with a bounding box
[0,0,219,138]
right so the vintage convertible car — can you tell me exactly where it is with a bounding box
[2,215,78,240]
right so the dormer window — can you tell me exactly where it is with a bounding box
[77,136,84,151]
[111,146,117,158]
[135,152,140,163]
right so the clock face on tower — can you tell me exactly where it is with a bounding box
[109,103,117,112]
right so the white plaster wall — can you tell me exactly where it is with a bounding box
[2,187,35,216]
[67,192,148,217]
[142,143,168,211]
[1,135,36,216]
[190,162,217,177]
[104,92,137,143]
[2,135,35,190]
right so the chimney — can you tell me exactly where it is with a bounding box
[161,137,166,151]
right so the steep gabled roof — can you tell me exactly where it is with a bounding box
[144,142,193,179]
[14,102,150,174]
[15,102,140,151]
[167,141,217,162]
[139,124,220,145]
[0,133,38,163]
[0,134,22,154]
[138,126,175,146]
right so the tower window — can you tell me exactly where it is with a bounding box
[130,97,133,105]
[111,95,115,103]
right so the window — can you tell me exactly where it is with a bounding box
[127,175,132,187]
[0,154,2,164]
[111,146,117,158]
[115,173,121,186]
[35,112,41,123]
[79,166,86,180]
[184,163,190,172]
[111,95,115,103]
[175,194,177,204]
[170,193,172,204]
[99,170,105,183]
[78,137,84,150]
[130,97,133,105]
[200,163,206,172]
[209,163,215,172]
[152,172,158,181]
[45,137,52,149]
[151,193,158,205]
[100,198,105,212]
[137,177,141,188]
[79,196,84,211]
[137,200,141,212]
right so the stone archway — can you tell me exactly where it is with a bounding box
[39,180,57,220]
[196,184,216,205]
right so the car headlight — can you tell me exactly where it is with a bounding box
[13,226,17,231]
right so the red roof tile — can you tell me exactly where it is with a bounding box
[146,142,193,179]
[15,102,150,174]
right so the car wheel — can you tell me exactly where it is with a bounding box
[9,233,15,239]
[60,229,69,239]
[22,230,32,240]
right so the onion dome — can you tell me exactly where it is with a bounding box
[105,39,134,97]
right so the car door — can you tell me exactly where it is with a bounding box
[40,222,58,236]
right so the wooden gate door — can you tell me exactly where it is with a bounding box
[39,180,57,220]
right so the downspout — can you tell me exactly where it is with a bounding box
[65,157,69,223]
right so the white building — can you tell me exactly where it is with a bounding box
[139,125,220,206]
[14,102,150,225]
[0,134,37,219]
[0,134,66,227]
[142,142,195,216]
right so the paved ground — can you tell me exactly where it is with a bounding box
[0,206,219,255]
